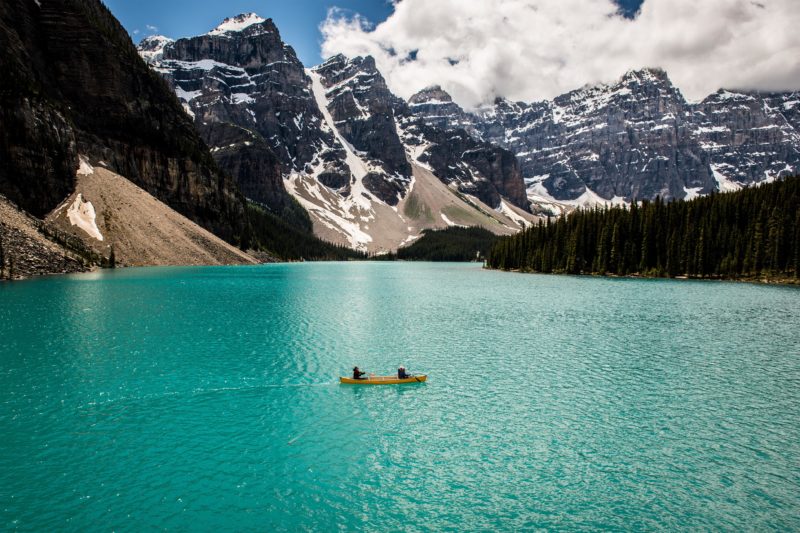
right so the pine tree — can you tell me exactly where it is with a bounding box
[486,176,798,281]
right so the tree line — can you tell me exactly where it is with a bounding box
[396,227,498,261]
[486,177,800,281]
[242,201,367,261]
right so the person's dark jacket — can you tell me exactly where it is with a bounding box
[398,368,409,379]
[353,369,366,379]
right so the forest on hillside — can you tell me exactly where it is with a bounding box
[486,177,800,281]
[395,227,499,261]
[242,202,367,261]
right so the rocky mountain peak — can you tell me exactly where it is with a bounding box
[461,66,799,206]
[137,12,335,213]
[312,54,412,204]
[407,85,480,138]
[137,35,174,64]
[702,88,758,104]
[314,55,382,88]
[621,67,671,85]
[207,13,270,37]
[409,85,454,105]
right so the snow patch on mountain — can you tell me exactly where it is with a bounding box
[67,194,103,241]
[137,35,173,64]
[308,69,376,211]
[208,13,266,36]
[76,156,94,176]
[710,164,743,193]
[175,87,202,102]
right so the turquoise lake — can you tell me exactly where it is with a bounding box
[1,262,799,531]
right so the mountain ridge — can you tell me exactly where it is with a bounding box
[411,68,800,209]
[138,12,800,248]
[139,17,536,252]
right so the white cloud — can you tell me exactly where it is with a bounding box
[146,24,159,33]
[321,0,800,108]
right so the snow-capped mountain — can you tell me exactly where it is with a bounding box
[693,90,800,190]
[138,15,535,252]
[407,85,479,136]
[410,69,800,211]
[137,34,173,63]
[139,13,799,249]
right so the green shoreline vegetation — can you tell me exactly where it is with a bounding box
[396,227,498,261]
[486,177,800,283]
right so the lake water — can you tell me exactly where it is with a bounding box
[1,263,799,531]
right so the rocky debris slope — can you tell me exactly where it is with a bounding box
[0,196,94,280]
[409,69,800,208]
[46,160,256,267]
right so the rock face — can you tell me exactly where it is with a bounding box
[142,14,345,213]
[410,69,800,206]
[0,0,247,242]
[311,54,412,205]
[765,92,800,132]
[408,85,479,136]
[397,120,529,209]
[475,69,718,202]
[139,19,533,250]
[693,90,800,189]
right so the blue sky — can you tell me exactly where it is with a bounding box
[104,0,395,65]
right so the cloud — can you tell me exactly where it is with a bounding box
[320,0,800,108]
[146,24,159,33]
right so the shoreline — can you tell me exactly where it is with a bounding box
[484,266,800,287]
[5,260,799,287]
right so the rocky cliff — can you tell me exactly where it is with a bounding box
[410,69,800,208]
[140,14,345,215]
[139,16,534,251]
[312,54,412,206]
[0,0,250,242]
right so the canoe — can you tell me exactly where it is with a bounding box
[339,375,427,385]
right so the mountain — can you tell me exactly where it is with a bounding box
[0,0,248,243]
[139,16,535,252]
[407,85,479,136]
[693,90,800,190]
[477,69,716,204]
[410,69,800,212]
[141,14,339,219]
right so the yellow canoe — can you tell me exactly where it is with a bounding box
[339,375,427,385]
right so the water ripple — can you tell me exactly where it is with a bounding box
[0,263,799,531]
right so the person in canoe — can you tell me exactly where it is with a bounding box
[397,366,410,379]
[353,366,367,380]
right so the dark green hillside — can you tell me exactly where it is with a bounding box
[487,177,800,281]
[397,227,499,261]
[244,202,367,261]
